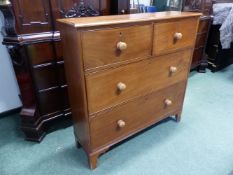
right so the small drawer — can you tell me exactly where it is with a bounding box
[26,43,55,65]
[32,62,67,91]
[37,86,69,116]
[90,81,186,149]
[153,18,198,56]
[33,64,58,90]
[81,25,152,70]
[85,49,192,114]
[195,33,207,48]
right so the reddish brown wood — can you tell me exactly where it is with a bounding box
[175,111,182,122]
[183,0,212,72]
[0,0,117,142]
[90,81,186,149]
[12,0,53,34]
[191,17,211,72]
[82,24,152,70]
[86,50,192,114]
[153,18,198,56]
[59,24,91,152]
[58,12,201,169]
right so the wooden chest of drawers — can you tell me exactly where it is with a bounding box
[58,12,201,169]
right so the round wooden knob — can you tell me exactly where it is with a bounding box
[165,99,172,106]
[170,66,177,74]
[117,82,126,91]
[174,32,183,40]
[117,120,126,128]
[117,41,127,51]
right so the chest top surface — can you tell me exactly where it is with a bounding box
[57,11,202,28]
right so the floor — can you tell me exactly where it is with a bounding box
[1,66,233,175]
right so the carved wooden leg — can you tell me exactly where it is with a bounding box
[175,111,182,122]
[88,153,99,169]
[22,127,46,142]
[21,107,46,142]
[88,147,110,169]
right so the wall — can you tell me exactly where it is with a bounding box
[138,0,150,6]
[0,12,22,113]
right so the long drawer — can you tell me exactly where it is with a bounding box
[85,49,192,114]
[90,81,186,149]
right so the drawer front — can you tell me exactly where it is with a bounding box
[26,43,55,65]
[33,62,67,91]
[90,81,186,149]
[38,86,69,116]
[33,64,57,90]
[153,18,198,56]
[82,25,152,70]
[86,49,192,114]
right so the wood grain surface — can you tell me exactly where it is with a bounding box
[82,24,152,70]
[57,11,202,28]
[90,81,186,149]
[86,49,192,114]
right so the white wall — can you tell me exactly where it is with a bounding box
[130,0,151,6]
[0,12,22,113]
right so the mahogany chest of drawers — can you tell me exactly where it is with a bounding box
[58,11,201,169]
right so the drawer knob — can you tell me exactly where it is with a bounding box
[174,33,183,40]
[117,120,126,128]
[170,66,178,74]
[117,82,126,91]
[117,41,127,51]
[165,99,172,106]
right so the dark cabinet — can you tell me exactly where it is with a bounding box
[183,0,212,72]
[191,16,211,72]
[111,0,130,14]
[0,0,123,142]
[12,0,53,34]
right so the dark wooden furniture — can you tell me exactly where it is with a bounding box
[183,0,212,72]
[206,25,233,72]
[111,0,130,15]
[0,0,122,142]
[206,0,233,72]
[192,16,211,72]
[58,12,201,169]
